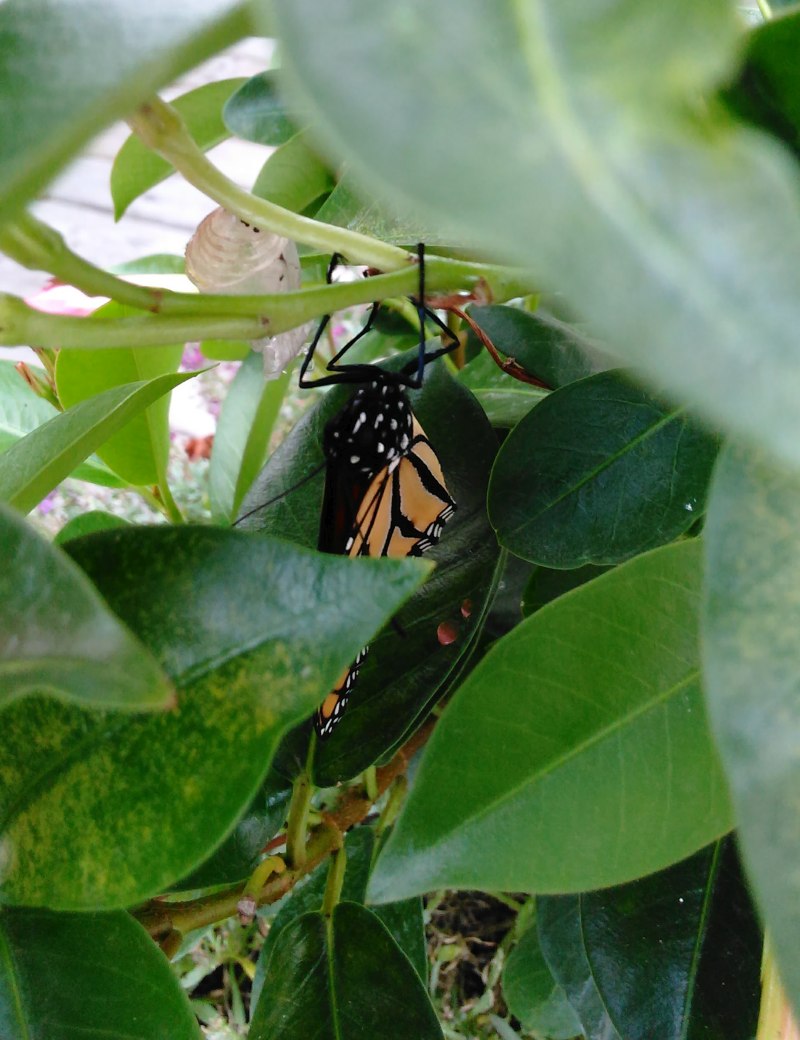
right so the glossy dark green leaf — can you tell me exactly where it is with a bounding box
[253,826,427,1009]
[53,510,130,545]
[502,922,583,1039]
[489,371,718,567]
[538,841,761,1040]
[724,10,800,160]
[251,131,335,212]
[372,896,427,983]
[209,352,289,523]
[522,564,611,616]
[0,504,171,712]
[588,841,760,1040]
[468,305,613,390]
[0,359,125,489]
[269,0,800,468]
[0,527,427,908]
[176,768,290,890]
[538,896,622,1040]
[252,827,375,1009]
[239,356,499,785]
[0,906,199,1039]
[457,351,547,429]
[0,370,196,512]
[249,902,441,1040]
[0,0,249,225]
[702,440,800,1010]
[369,540,732,902]
[223,70,300,144]
[111,77,246,219]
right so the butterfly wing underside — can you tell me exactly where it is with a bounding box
[315,407,455,738]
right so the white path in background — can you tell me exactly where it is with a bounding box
[0,38,275,435]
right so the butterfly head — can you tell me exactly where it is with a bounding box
[323,381,414,474]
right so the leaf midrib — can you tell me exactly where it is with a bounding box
[431,665,699,854]
[506,399,683,537]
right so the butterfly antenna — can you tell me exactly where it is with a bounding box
[232,459,327,527]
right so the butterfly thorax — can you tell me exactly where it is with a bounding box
[322,381,415,475]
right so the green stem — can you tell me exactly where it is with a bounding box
[130,96,410,271]
[322,846,347,917]
[129,96,536,298]
[0,244,534,352]
[286,770,314,869]
[155,478,184,524]
[755,0,772,19]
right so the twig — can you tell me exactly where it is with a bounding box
[133,717,436,943]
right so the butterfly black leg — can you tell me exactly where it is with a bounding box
[406,243,461,387]
[298,253,344,389]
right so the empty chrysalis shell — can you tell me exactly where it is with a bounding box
[185,206,308,378]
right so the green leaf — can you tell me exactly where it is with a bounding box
[111,77,246,219]
[239,356,500,785]
[537,841,761,1040]
[209,352,289,523]
[252,826,426,1010]
[502,921,583,1040]
[522,563,611,616]
[0,370,195,512]
[369,540,732,902]
[468,305,613,389]
[0,0,250,226]
[0,906,199,1039]
[251,131,335,212]
[53,510,130,545]
[269,0,800,468]
[313,172,444,245]
[724,11,800,161]
[0,504,171,712]
[457,351,547,429]
[249,902,442,1040]
[252,827,376,1010]
[488,371,718,567]
[112,253,185,275]
[176,768,290,890]
[702,440,800,1010]
[55,302,184,486]
[223,70,301,144]
[537,897,623,1040]
[199,338,251,362]
[0,527,427,908]
[0,360,126,489]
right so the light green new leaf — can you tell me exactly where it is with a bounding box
[369,540,732,902]
[252,131,335,211]
[209,352,289,522]
[0,504,171,712]
[0,527,427,908]
[0,907,200,1040]
[0,0,250,226]
[0,370,196,512]
[270,0,800,467]
[55,302,184,486]
[703,440,800,1013]
[0,359,125,488]
[111,77,246,219]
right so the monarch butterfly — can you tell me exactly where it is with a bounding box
[307,245,459,738]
